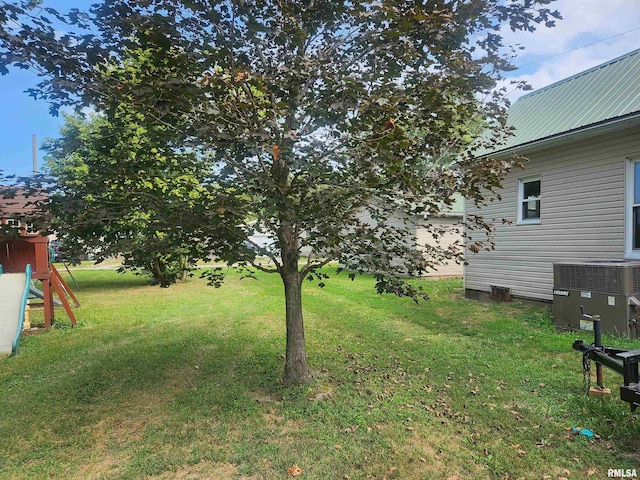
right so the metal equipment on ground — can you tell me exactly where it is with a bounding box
[573,307,640,412]
[553,261,640,338]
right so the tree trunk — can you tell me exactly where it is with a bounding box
[179,255,189,281]
[281,268,311,385]
[280,225,311,386]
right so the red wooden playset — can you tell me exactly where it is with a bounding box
[0,190,79,328]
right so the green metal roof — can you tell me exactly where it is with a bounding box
[493,48,640,153]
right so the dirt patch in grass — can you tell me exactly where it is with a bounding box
[392,427,488,479]
[90,416,149,446]
[262,409,285,426]
[261,409,303,437]
[73,450,131,480]
[306,382,335,402]
[249,388,281,404]
[144,461,239,479]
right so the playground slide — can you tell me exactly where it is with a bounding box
[29,283,62,307]
[0,265,32,356]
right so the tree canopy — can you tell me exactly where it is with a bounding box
[0,0,560,385]
[42,111,232,286]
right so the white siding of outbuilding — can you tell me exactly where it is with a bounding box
[247,228,313,257]
[464,126,640,301]
[356,207,463,277]
[353,207,413,271]
[417,216,463,277]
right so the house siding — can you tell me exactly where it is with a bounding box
[465,125,640,301]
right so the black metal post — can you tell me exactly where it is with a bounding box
[593,315,604,389]
[593,314,602,349]
[593,315,605,389]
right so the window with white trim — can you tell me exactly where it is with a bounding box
[626,158,640,257]
[517,176,541,224]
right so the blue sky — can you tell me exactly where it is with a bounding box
[0,0,638,177]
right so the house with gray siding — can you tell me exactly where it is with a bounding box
[465,48,640,303]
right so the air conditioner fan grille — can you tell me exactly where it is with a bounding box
[556,265,622,295]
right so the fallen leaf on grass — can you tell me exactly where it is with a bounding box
[587,468,597,476]
[517,449,527,456]
[334,444,343,450]
[287,464,303,477]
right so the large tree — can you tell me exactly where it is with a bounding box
[41,110,245,287]
[0,0,559,385]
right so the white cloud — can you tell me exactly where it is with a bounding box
[496,0,640,102]
[502,0,640,56]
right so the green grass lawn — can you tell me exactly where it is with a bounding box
[1,270,638,479]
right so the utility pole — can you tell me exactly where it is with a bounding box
[32,134,37,175]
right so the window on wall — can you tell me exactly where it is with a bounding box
[634,162,640,250]
[627,159,640,256]
[518,177,541,224]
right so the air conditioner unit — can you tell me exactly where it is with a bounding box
[553,261,640,338]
